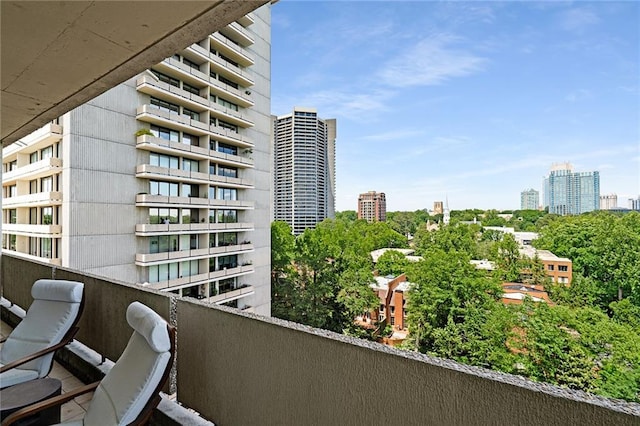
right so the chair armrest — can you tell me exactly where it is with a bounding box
[1,381,99,426]
[0,337,7,344]
[0,327,78,374]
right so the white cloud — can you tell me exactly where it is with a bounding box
[359,129,426,142]
[565,89,593,102]
[377,34,487,88]
[560,7,600,33]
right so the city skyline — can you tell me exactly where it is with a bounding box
[271,1,639,212]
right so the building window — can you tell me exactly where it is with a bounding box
[218,97,239,111]
[149,208,179,224]
[151,70,179,87]
[148,262,179,283]
[6,160,17,172]
[559,265,568,272]
[218,74,238,89]
[218,255,237,270]
[150,152,179,169]
[29,237,38,256]
[42,207,53,225]
[30,152,39,163]
[182,83,200,95]
[182,108,200,121]
[150,180,179,197]
[218,120,238,133]
[150,125,179,142]
[29,179,38,194]
[150,97,179,114]
[180,260,199,278]
[9,209,17,224]
[40,146,54,160]
[183,57,200,71]
[183,158,199,172]
[41,176,53,192]
[218,187,237,201]
[218,165,238,178]
[41,238,52,258]
[218,53,239,68]
[547,264,555,271]
[182,132,198,146]
[218,210,237,223]
[217,143,237,156]
[218,233,237,247]
[218,277,236,294]
[30,207,38,224]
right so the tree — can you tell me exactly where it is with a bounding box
[494,233,521,282]
[376,250,409,277]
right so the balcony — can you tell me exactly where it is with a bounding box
[188,44,254,88]
[134,193,255,210]
[2,223,62,235]
[236,13,255,28]
[2,157,62,184]
[1,191,63,207]
[135,242,254,265]
[1,254,637,426]
[208,283,254,304]
[219,22,254,47]
[210,33,255,67]
[4,123,62,157]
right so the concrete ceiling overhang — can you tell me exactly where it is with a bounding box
[1,0,268,147]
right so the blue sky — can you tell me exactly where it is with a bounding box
[270,1,639,212]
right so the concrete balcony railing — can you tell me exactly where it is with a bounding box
[209,33,255,67]
[2,223,62,235]
[2,157,62,184]
[220,22,254,47]
[135,243,254,264]
[134,193,255,210]
[1,191,63,207]
[1,254,638,426]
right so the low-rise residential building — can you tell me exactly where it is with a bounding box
[520,247,572,284]
[501,283,552,305]
[370,273,410,345]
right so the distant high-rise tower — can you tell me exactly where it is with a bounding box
[629,196,640,211]
[272,107,336,235]
[358,191,386,222]
[520,189,539,210]
[433,201,444,215]
[599,194,618,210]
[543,163,600,215]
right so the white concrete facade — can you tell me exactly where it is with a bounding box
[2,6,272,316]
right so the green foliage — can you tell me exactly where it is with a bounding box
[413,223,479,257]
[535,211,640,308]
[376,250,409,277]
[335,210,357,222]
[134,128,153,137]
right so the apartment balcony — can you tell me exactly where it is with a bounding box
[2,157,62,184]
[156,57,254,108]
[1,254,637,426]
[1,191,62,207]
[1,250,61,266]
[2,223,62,235]
[136,75,211,112]
[236,13,255,27]
[136,104,208,136]
[135,222,254,236]
[135,164,210,185]
[4,123,62,157]
[209,33,255,67]
[135,243,254,265]
[134,193,255,210]
[219,22,254,47]
[141,264,254,291]
[209,104,254,129]
[207,283,254,305]
[188,44,254,88]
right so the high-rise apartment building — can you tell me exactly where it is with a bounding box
[357,191,386,222]
[520,189,539,210]
[599,194,618,210]
[629,196,640,211]
[272,107,336,235]
[543,163,600,215]
[2,7,272,315]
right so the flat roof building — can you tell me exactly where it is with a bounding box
[358,191,386,222]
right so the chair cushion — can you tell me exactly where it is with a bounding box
[83,302,171,425]
[0,363,39,388]
[31,280,84,303]
[0,280,83,379]
[126,302,170,353]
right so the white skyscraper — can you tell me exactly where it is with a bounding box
[2,7,273,315]
[272,107,336,235]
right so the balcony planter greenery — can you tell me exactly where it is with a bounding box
[135,128,153,137]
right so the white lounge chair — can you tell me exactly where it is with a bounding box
[0,279,84,389]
